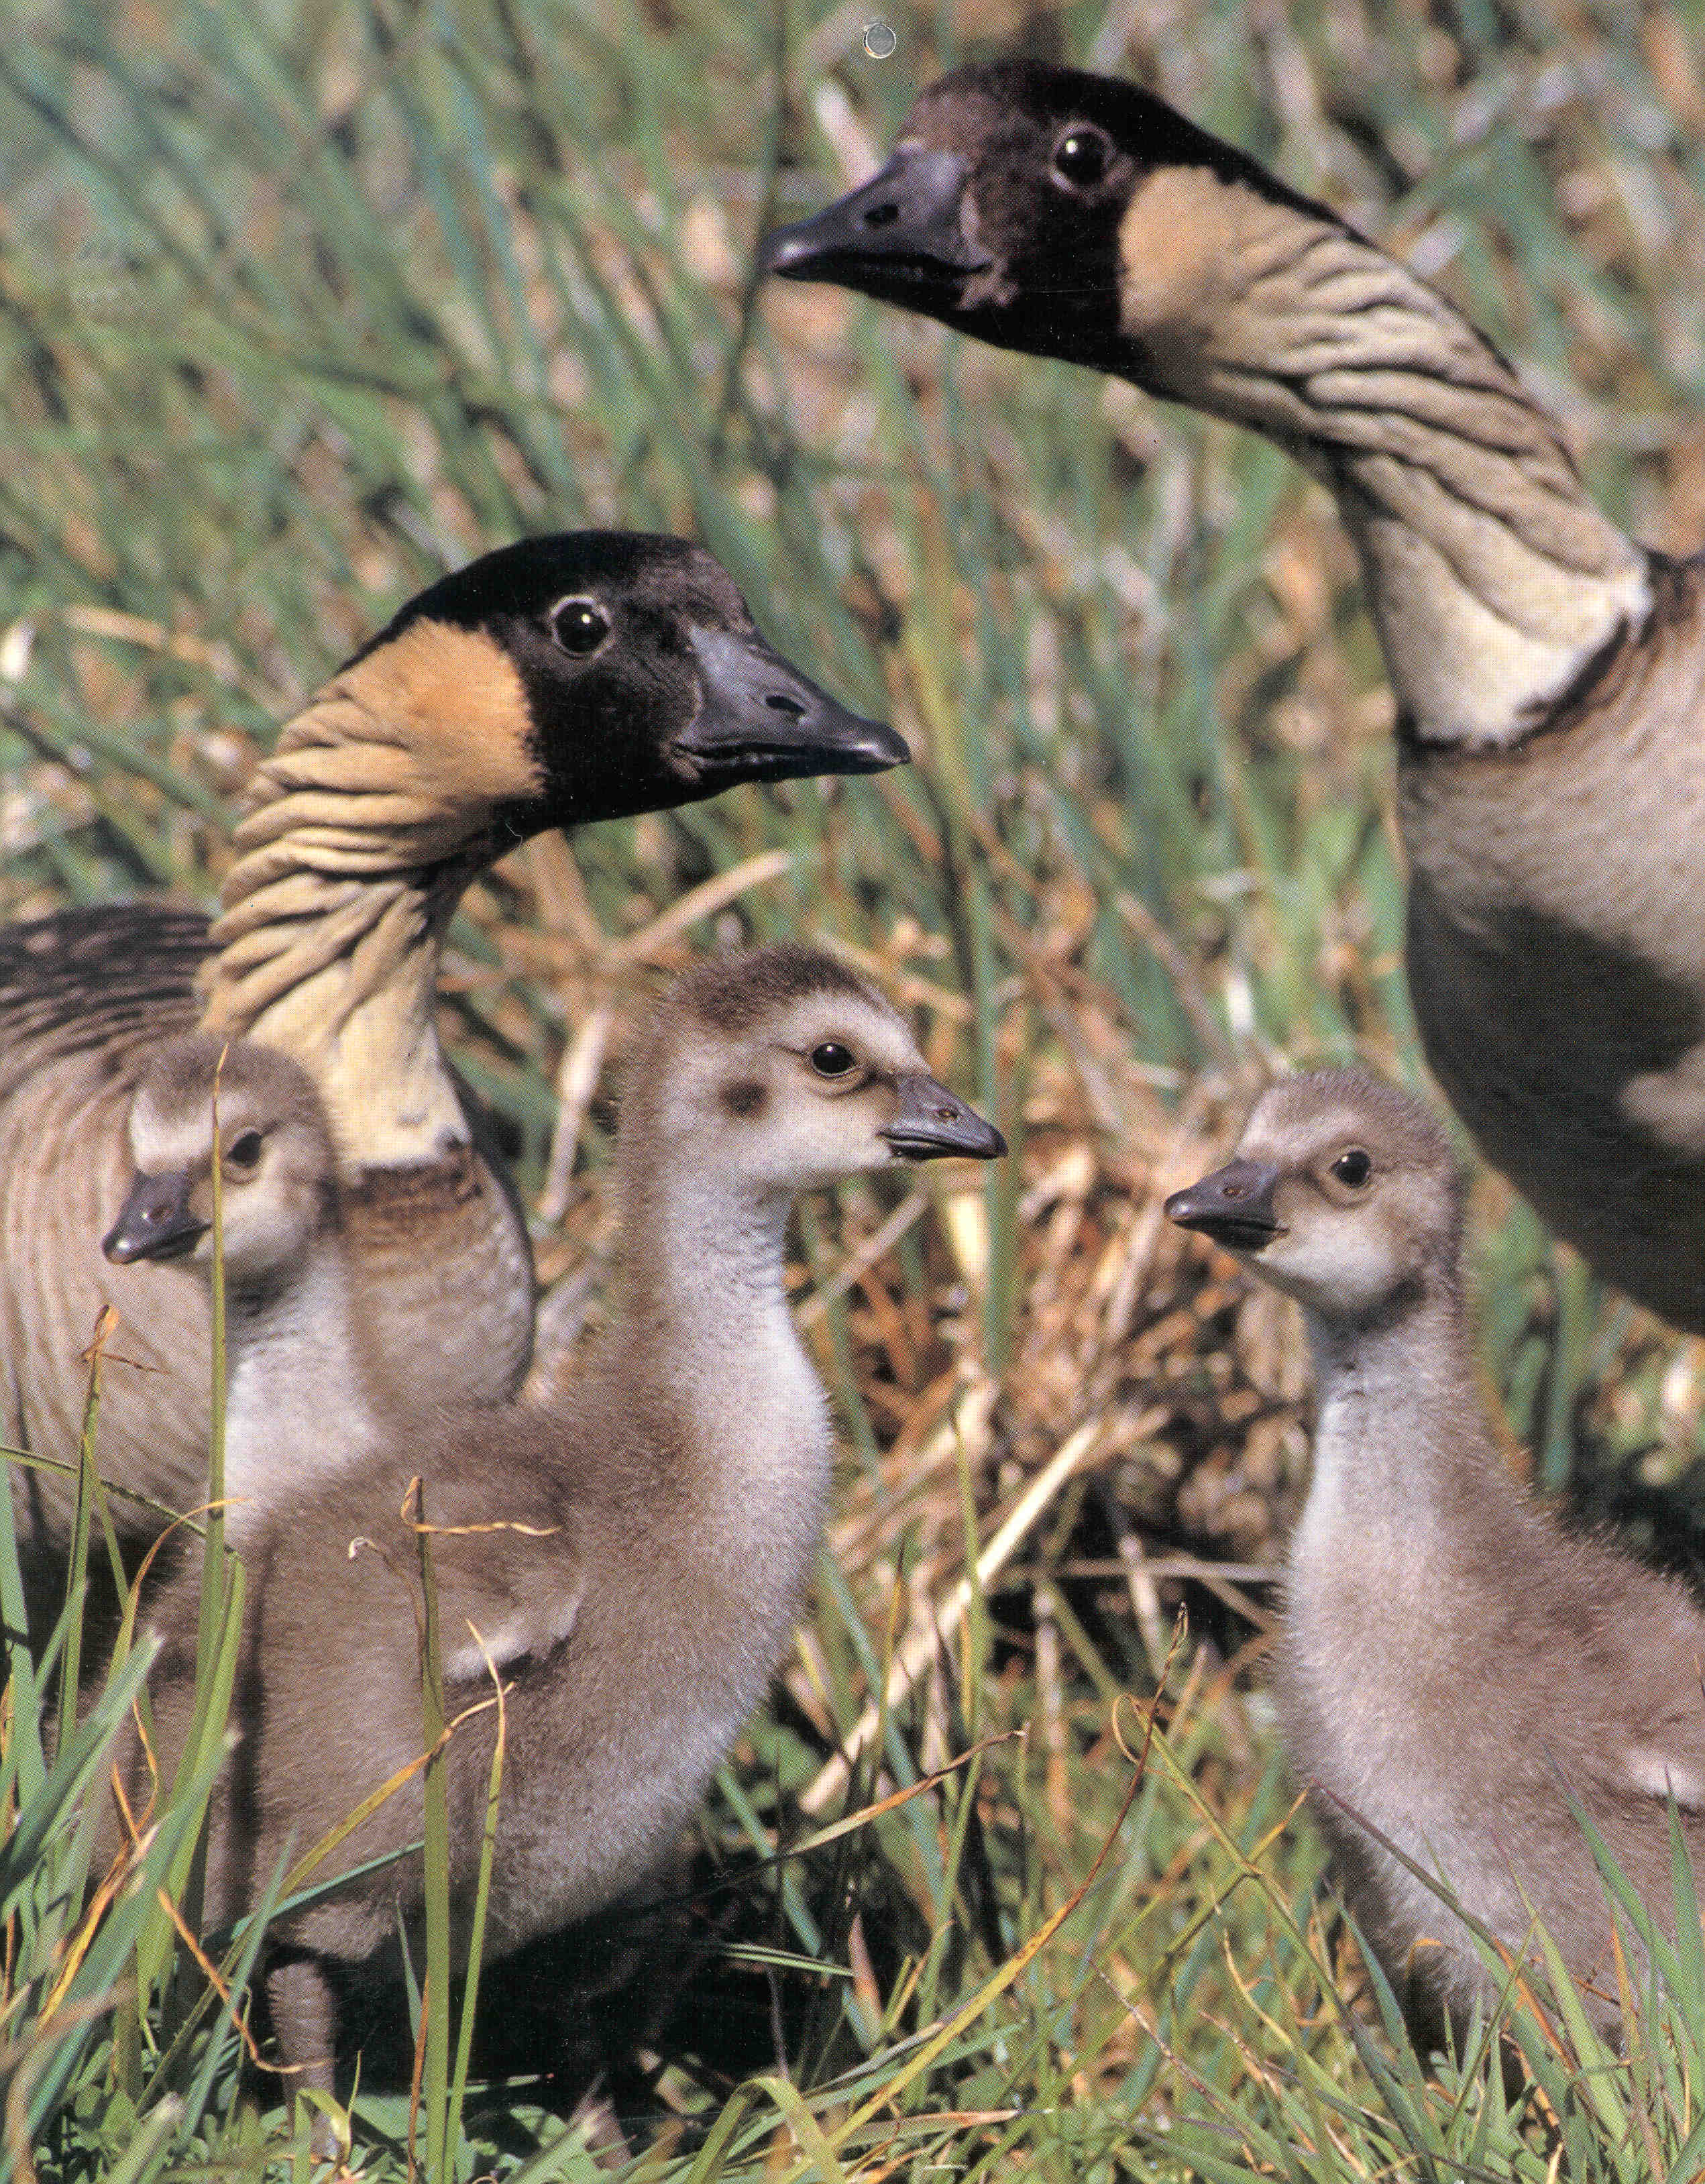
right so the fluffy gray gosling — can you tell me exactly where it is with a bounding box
[103,1036,385,1539]
[1166,1070,1705,2052]
[99,945,1004,2104]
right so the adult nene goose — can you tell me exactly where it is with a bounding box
[1,533,902,1619]
[763,61,1705,1332]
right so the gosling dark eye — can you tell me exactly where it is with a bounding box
[1331,1148,1372,1189]
[810,1042,856,1079]
[1053,127,1111,188]
[550,598,609,656]
[227,1130,264,1171]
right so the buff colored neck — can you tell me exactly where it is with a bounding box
[196,618,541,1172]
[1115,168,1651,747]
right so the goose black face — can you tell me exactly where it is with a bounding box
[356,533,908,834]
[761,60,1323,372]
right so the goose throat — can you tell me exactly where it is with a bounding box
[194,677,516,1170]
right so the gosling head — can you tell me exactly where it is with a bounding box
[1164,1071,1465,1325]
[761,60,1327,380]
[103,1036,340,1290]
[627,945,1005,1197]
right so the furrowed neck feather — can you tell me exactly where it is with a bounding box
[1115,171,1649,747]
[196,622,545,1170]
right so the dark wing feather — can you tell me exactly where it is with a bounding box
[0,904,211,1097]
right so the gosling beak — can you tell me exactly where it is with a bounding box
[674,626,908,787]
[880,1073,1007,1162]
[760,148,989,301]
[1164,1159,1283,1252]
[102,1170,208,1265]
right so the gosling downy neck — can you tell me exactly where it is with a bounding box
[764,60,1651,751]
[217,1235,384,1527]
[587,946,1003,1580]
[1292,1257,1515,1575]
[612,1124,828,1578]
[594,1001,849,1569]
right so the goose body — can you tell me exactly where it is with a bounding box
[5,535,903,1610]
[1167,1073,1705,2046]
[100,946,1003,2096]
[763,62,1705,1331]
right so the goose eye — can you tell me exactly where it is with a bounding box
[1053,126,1111,188]
[550,598,609,656]
[809,1042,856,1079]
[227,1130,264,1171]
[1331,1148,1372,1189]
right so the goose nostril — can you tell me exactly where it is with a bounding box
[1223,1183,1245,1199]
[764,694,806,719]
[861,201,900,229]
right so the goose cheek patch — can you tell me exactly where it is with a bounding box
[337,618,542,811]
[721,1079,769,1121]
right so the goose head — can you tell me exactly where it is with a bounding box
[761,60,1329,386]
[626,945,1005,1199]
[103,1036,339,1289]
[1165,1070,1464,1325]
[324,532,908,851]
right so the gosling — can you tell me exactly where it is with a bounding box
[103,1037,386,1536]
[1167,1071,1705,2052]
[100,946,1004,2099]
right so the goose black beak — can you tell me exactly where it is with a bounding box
[1164,1160,1284,1252]
[760,148,989,301]
[880,1073,1007,1162]
[675,627,908,788]
[103,1170,208,1265]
